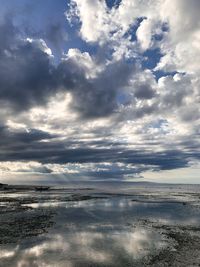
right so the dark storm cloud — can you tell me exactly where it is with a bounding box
[0,18,57,111]
[0,17,135,118]
[0,124,56,146]
[0,125,198,172]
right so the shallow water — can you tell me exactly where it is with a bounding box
[1,185,200,267]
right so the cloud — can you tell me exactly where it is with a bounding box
[0,18,57,111]
[45,23,68,52]
[0,161,52,174]
[67,0,200,73]
[0,17,137,119]
[59,51,137,118]
[0,1,199,182]
[0,125,198,173]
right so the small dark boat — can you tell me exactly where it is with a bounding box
[0,183,8,189]
[35,186,50,191]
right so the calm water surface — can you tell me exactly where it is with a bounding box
[1,186,200,267]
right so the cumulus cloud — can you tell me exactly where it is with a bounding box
[0,17,136,119]
[0,0,199,183]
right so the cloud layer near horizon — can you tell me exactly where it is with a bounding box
[0,0,199,183]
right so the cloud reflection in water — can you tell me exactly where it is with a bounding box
[1,191,200,267]
[0,227,166,267]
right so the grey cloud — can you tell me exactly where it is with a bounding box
[0,17,17,51]
[17,165,53,174]
[134,104,157,118]
[45,23,68,52]
[81,166,145,180]
[134,83,155,99]
[2,15,192,123]
[0,17,136,119]
[0,125,56,147]
[0,18,56,111]
[0,120,199,178]
[0,126,198,172]
[67,61,136,118]
[179,106,200,122]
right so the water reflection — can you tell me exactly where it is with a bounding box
[0,227,166,267]
[1,189,200,267]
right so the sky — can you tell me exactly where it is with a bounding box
[0,0,199,184]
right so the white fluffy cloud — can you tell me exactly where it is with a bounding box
[67,0,200,73]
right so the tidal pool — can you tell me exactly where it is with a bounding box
[1,185,200,266]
